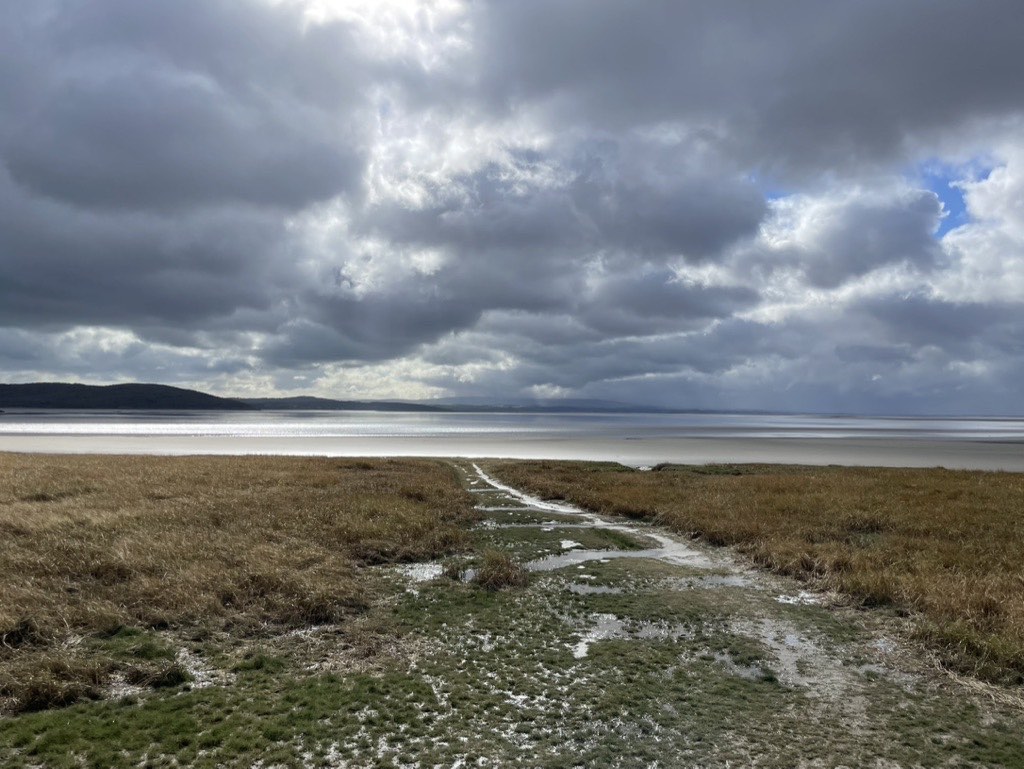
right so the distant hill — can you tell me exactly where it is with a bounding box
[241,396,444,412]
[0,382,743,414]
[0,383,254,410]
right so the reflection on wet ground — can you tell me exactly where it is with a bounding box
[471,463,719,574]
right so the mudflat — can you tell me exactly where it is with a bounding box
[4,434,1024,472]
[1,453,1022,767]
[2,410,1024,472]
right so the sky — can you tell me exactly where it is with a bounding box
[1,0,1023,414]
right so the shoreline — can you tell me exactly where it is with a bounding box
[1,434,1023,472]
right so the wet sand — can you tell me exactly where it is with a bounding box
[0,432,1021,471]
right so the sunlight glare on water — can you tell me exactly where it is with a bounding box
[0,410,1022,470]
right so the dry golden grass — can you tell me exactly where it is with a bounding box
[0,453,475,711]
[491,460,1024,684]
[472,550,530,591]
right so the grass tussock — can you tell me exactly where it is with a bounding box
[472,550,530,591]
[0,653,108,713]
[490,460,1024,684]
[0,454,475,712]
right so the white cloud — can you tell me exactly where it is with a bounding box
[938,145,1024,303]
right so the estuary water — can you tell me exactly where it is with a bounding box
[0,409,1022,471]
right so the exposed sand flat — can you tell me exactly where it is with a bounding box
[1,433,1022,471]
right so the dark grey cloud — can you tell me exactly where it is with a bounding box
[1,0,368,211]
[0,167,291,329]
[424,315,790,396]
[0,0,368,354]
[473,0,1024,176]
[730,187,945,288]
[799,191,943,288]
[424,300,1024,414]
[359,165,583,253]
[856,294,1022,351]
[0,329,43,366]
[563,141,766,261]
[262,293,488,367]
[264,138,766,366]
[578,271,758,336]
[361,142,765,263]
[834,345,914,365]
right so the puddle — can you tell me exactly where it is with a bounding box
[482,523,597,530]
[570,613,694,658]
[661,574,754,590]
[731,617,851,701]
[395,563,444,583]
[872,637,897,656]
[775,591,824,606]
[571,613,626,658]
[632,621,693,642]
[690,574,753,589]
[470,464,717,573]
[107,672,146,700]
[527,546,712,573]
[711,651,772,681]
[472,465,586,514]
[176,647,230,690]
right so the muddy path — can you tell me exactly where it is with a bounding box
[427,461,1024,767]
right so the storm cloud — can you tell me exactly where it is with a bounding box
[1,0,1022,413]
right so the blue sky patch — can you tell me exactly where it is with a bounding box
[915,158,993,238]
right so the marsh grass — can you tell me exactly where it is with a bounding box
[0,454,475,712]
[490,460,1024,684]
[441,557,469,581]
[2,456,1023,767]
[472,550,529,591]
